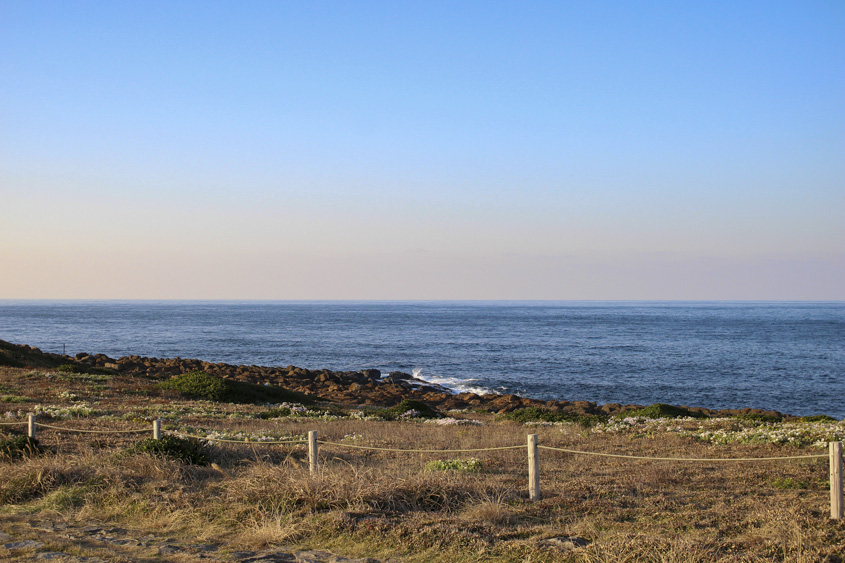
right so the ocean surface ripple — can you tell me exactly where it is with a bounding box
[1,300,843,417]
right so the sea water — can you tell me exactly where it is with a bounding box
[0,301,843,417]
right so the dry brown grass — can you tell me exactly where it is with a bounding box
[1,365,845,562]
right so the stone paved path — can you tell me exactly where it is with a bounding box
[0,518,394,563]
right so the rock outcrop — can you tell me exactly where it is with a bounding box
[0,339,787,418]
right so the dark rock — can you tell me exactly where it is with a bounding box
[4,540,44,549]
[387,371,412,380]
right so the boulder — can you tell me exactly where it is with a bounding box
[360,369,381,379]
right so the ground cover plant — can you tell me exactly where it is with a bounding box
[158,370,314,404]
[371,399,441,420]
[1,364,845,562]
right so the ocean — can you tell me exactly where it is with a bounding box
[1,300,843,417]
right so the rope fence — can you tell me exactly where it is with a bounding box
[7,415,844,519]
[316,440,525,453]
[173,432,307,445]
[537,444,828,462]
[35,422,150,434]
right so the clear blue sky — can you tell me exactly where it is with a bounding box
[2,1,843,299]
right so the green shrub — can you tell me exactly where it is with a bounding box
[0,435,42,460]
[57,363,86,374]
[126,436,209,465]
[374,399,440,420]
[157,371,228,401]
[503,407,606,427]
[734,413,782,424]
[224,379,312,404]
[424,458,483,472]
[157,371,312,405]
[616,403,704,419]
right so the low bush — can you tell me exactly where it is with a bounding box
[0,435,42,460]
[616,403,705,419]
[158,371,227,401]
[225,379,313,404]
[374,399,440,420]
[157,371,311,405]
[126,436,209,465]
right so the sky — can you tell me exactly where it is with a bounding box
[1,1,843,300]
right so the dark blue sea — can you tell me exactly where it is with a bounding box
[1,301,843,417]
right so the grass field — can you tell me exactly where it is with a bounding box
[2,364,845,562]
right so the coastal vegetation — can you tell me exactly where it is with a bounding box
[1,341,844,561]
[157,369,314,405]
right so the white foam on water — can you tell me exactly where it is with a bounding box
[422,375,494,397]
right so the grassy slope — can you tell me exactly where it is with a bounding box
[1,364,844,562]
[0,340,67,369]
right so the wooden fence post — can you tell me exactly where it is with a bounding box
[528,434,541,501]
[830,442,843,519]
[308,430,318,474]
[27,414,36,439]
[153,419,162,440]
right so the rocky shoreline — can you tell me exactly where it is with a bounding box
[1,340,787,418]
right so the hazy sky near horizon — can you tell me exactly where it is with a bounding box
[2,1,843,300]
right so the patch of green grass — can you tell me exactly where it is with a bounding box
[616,403,704,419]
[424,458,483,472]
[0,394,32,403]
[0,435,42,460]
[39,485,91,510]
[125,435,209,465]
[55,364,112,382]
[771,477,809,490]
[502,406,606,427]
[157,370,312,405]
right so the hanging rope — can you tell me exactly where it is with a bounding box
[538,444,827,461]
